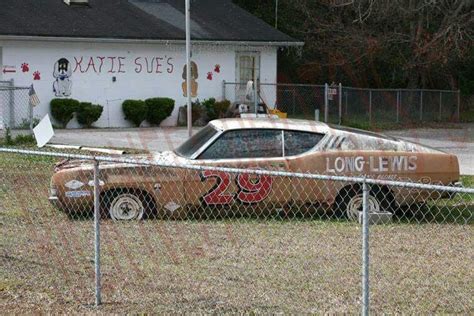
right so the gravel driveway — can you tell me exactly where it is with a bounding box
[51,124,474,175]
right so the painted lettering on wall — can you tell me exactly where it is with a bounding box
[72,56,175,74]
[325,156,418,173]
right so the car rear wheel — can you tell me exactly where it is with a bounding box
[345,191,381,221]
[335,186,391,221]
[108,193,145,221]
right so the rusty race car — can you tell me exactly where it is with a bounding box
[49,118,460,221]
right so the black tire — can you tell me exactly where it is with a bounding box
[334,185,394,221]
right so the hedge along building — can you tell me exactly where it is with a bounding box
[0,0,302,128]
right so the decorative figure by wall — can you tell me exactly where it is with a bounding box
[21,63,30,73]
[182,61,198,97]
[53,58,73,97]
[33,71,41,81]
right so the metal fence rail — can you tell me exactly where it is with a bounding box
[0,147,472,313]
[223,81,461,126]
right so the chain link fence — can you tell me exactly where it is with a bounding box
[0,80,32,131]
[0,147,472,313]
[223,82,461,126]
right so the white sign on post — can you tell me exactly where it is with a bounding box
[33,114,54,148]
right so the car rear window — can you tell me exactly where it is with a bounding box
[199,129,283,159]
[284,131,324,156]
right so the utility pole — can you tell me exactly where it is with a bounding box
[186,0,192,137]
[275,0,278,29]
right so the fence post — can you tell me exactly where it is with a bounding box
[439,91,442,121]
[345,89,348,116]
[28,95,34,131]
[338,83,342,124]
[369,90,372,126]
[324,83,328,123]
[222,80,226,100]
[396,90,400,123]
[8,79,14,128]
[420,90,423,121]
[93,160,102,306]
[362,180,370,316]
[457,89,461,122]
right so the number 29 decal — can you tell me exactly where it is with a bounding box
[200,170,273,205]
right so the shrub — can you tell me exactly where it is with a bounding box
[214,100,231,119]
[122,100,147,127]
[202,98,217,120]
[145,97,175,126]
[77,102,103,128]
[201,98,231,121]
[50,98,79,128]
[1,128,35,146]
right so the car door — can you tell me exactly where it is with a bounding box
[283,130,331,207]
[185,128,292,215]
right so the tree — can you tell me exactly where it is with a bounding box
[234,0,474,90]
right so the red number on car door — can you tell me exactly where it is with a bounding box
[200,171,273,205]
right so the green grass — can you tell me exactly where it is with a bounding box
[0,153,472,313]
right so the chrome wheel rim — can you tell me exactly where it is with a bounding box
[109,194,144,221]
[346,194,380,221]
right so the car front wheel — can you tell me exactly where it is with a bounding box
[108,193,145,221]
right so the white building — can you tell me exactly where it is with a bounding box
[0,0,302,128]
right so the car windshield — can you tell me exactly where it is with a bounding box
[174,124,219,158]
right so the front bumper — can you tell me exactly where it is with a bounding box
[49,196,59,207]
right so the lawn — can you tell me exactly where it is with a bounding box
[0,153,472,313]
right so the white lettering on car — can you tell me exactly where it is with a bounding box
[65,191,91,198]
[326,156,418,173]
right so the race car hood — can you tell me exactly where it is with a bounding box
[54,151,187,172]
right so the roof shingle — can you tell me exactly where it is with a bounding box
[0,0,299,44]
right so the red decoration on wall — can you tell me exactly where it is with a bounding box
[214,64,220,73]
[207,72,213,80]
[33,71,41,80]
[21,63,30,73]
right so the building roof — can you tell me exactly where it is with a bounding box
[0,0,301,45]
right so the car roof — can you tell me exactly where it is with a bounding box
[209,118,331,134]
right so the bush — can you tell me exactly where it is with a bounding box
[202,98,231,121]
[122,100,147,127]
[202,98,217,120]
[77,102,103,128]
[145,98,175,126]
[50,98,79,128]
[214,100,231,119]
[1,128,35,146]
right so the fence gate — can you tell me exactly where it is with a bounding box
[0,80,32,131]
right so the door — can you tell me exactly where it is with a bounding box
[235,52,260,103]
[186,128,291,216]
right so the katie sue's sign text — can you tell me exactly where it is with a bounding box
[72,56,175,74]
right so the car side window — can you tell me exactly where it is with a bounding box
[284,131,324,156]
[198,129,283,159]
